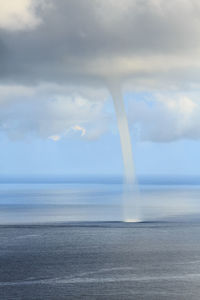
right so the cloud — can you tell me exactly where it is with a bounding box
[128,92,200,142]
[1,0,200,87]
[72,125,86,137]
[0,84,109,141]
[0,1,200,142]
[0,0,45,31]
[48,135,61,142]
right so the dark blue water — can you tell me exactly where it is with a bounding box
[1,222,200,299]
[1,177,200,299]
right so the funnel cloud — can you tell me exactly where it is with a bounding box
[109,82,135,185]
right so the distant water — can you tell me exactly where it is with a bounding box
[0,176,200,224]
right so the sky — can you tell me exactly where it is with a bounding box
[1,0,200,177]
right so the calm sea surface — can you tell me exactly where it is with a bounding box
[1,176,200,223]
[1,177,200,299]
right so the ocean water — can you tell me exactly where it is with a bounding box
[1,177,200,299]
[0,176,200,224]
[1,222,200,299]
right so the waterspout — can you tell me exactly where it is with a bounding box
[109,82,140,221]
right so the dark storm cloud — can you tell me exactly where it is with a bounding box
[1,0,200,85]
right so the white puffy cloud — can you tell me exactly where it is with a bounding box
[72,125,86,137]
[1,83,200,143]
[48,135,61,142]
[0,84,109,141]
[128,92,200,142]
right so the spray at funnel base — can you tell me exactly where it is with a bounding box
[109,83,140,221]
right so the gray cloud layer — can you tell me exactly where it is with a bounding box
[1,0,200,85]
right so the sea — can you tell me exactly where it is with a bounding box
[1,176,200,299]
